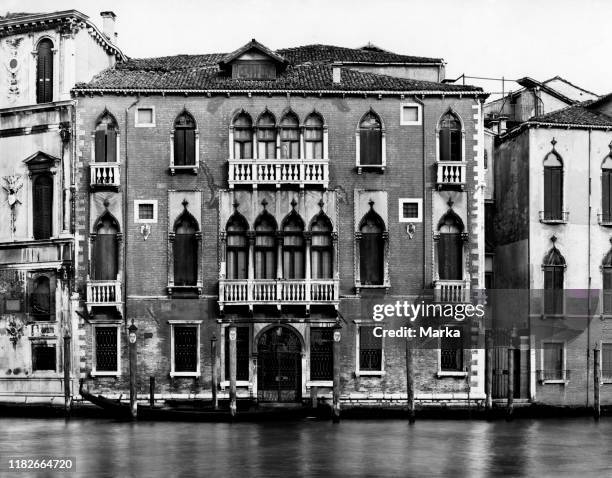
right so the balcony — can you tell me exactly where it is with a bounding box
[219,278,339,313]
[228,158,329,189]
[434,279,470,303]
[86,280,123,315]
[90,163,120,189]
[436,161,466,190]
[538,210,569,225]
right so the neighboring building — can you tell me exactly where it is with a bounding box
[72,39,488,405]
[0,11,123,401]
[492,97,612,406]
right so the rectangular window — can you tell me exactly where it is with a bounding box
[135,108,155,127]
[95,129,117,163]
[134,200,158,224]
[173,326,198,373]
[359,130,382,165]
[604,269,612,314]
[543,167,563,221]
[398,198,422,223]
[225,327,249,381]
[95,327,119,373]
[310,328,333,380]
[440,327,463,372]
[139,204,154,220]
[400,104,421,125]
[359,326,382,371]
[602,343,612,380]
[603,170,612,222]
[542,342,564,380]
[32,344,56,371]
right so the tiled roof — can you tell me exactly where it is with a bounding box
[277,44,443,64]
[528,102,612,128]
[76,62,481,94]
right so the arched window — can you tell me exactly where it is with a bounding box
[95,111,118,163]
[437,210,464,280]
[174,111,196,166]
[173,211,199,286]
[254,211,277,279]
[543,147,563,221]
[602,246,612,314]
[282,210,305,279]
[233,112,253,159]
[310,213,333,279]
[439,111,462,162]
[31,276,51,321]
[602,155,612,222]
[36,39,53,104]
[304,113,324,159]
[257,111,276,159]
[226,212,249,280]
[280,112,300,159]
[359,208,385,285]
[33,174,53,240]
[359,111,382,166]
[93,213,120,281]
[543,244,565,315]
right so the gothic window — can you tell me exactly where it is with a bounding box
[33,174,53,240]
[280,112,300,159]
[233,112,253,159]
[437,210,464,280]
[543,147,563,221]
[30,276,51,321]
[359,208,385,285]
[310,213,333,279]
[226,212,249,280]
[310,327,333,380]
[173,211,199,287]
[542,245,565,315]
[225,326,249,381]
[359,111,382,166]
[254,210,277,279]
[282,210,305,279]
[439,111,462,162]
[92,213,120,281]
[95,111,118,163]
[304,113,324,159]
[173,111,196,166]
[257,111,276,159]
[36,39,53,104]
[602,155,612,222]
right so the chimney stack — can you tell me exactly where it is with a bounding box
[100,11,117,43]
[499,115,508,135]
[332,63,342,84]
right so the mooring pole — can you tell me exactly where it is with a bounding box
[211,334,218,410]
[594,347,601,420]
[63,332,71,417]
[332,324,342,423]
[506,348,514,420]
[128,321,138,420]
[486,332,493,414]
[149,376,155,407]
[229,326,237,417]
[406,341,415,423]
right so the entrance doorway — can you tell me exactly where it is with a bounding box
[257,326,302,402]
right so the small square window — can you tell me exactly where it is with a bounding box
[400,103,421,125]
[134,200,158,224]
[398,198,422,223]
[139,204,154,220]
[136,108,155,127]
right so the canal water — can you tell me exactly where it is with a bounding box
[1,417,611,477]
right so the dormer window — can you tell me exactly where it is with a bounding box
[219,39,288,81]
[232,60,276,80]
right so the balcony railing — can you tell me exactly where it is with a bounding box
[434,279,471,303]
[228,158,329,188]
[539,210,569,224]
[436,161,466,189]
[90,163,120,188]
[86,280,123,315]
[219,278,339,311]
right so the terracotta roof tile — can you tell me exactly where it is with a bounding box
[528,102,612,127]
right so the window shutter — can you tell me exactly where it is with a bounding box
[94,235,118,280]
[174,234,197,285]
[106,130,117,162]
[33,175,53,240]
[36,41,53,103]
[360,233,383,284]
[551,168,563,219]
[450,130,461,161]
[359,131,371,165]
[544,168,552,218]
[185,129,196,165]
[174,130,186,166]
[440,128,450,162]
[603,171,612,219]
[95,130,106,163]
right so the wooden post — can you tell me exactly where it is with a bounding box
[229,326,237,417]
[128,321,138,420]
[310,386,318,409]
[332,324,341,423]
[506,348,514,420]
[149,376,155,407]
[63,332,71,417]
[594,347,601,420]
[486,332,493,414]
[406,341,415,423]
[211,334,218,410]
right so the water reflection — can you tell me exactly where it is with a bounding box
[1,418,611,477]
